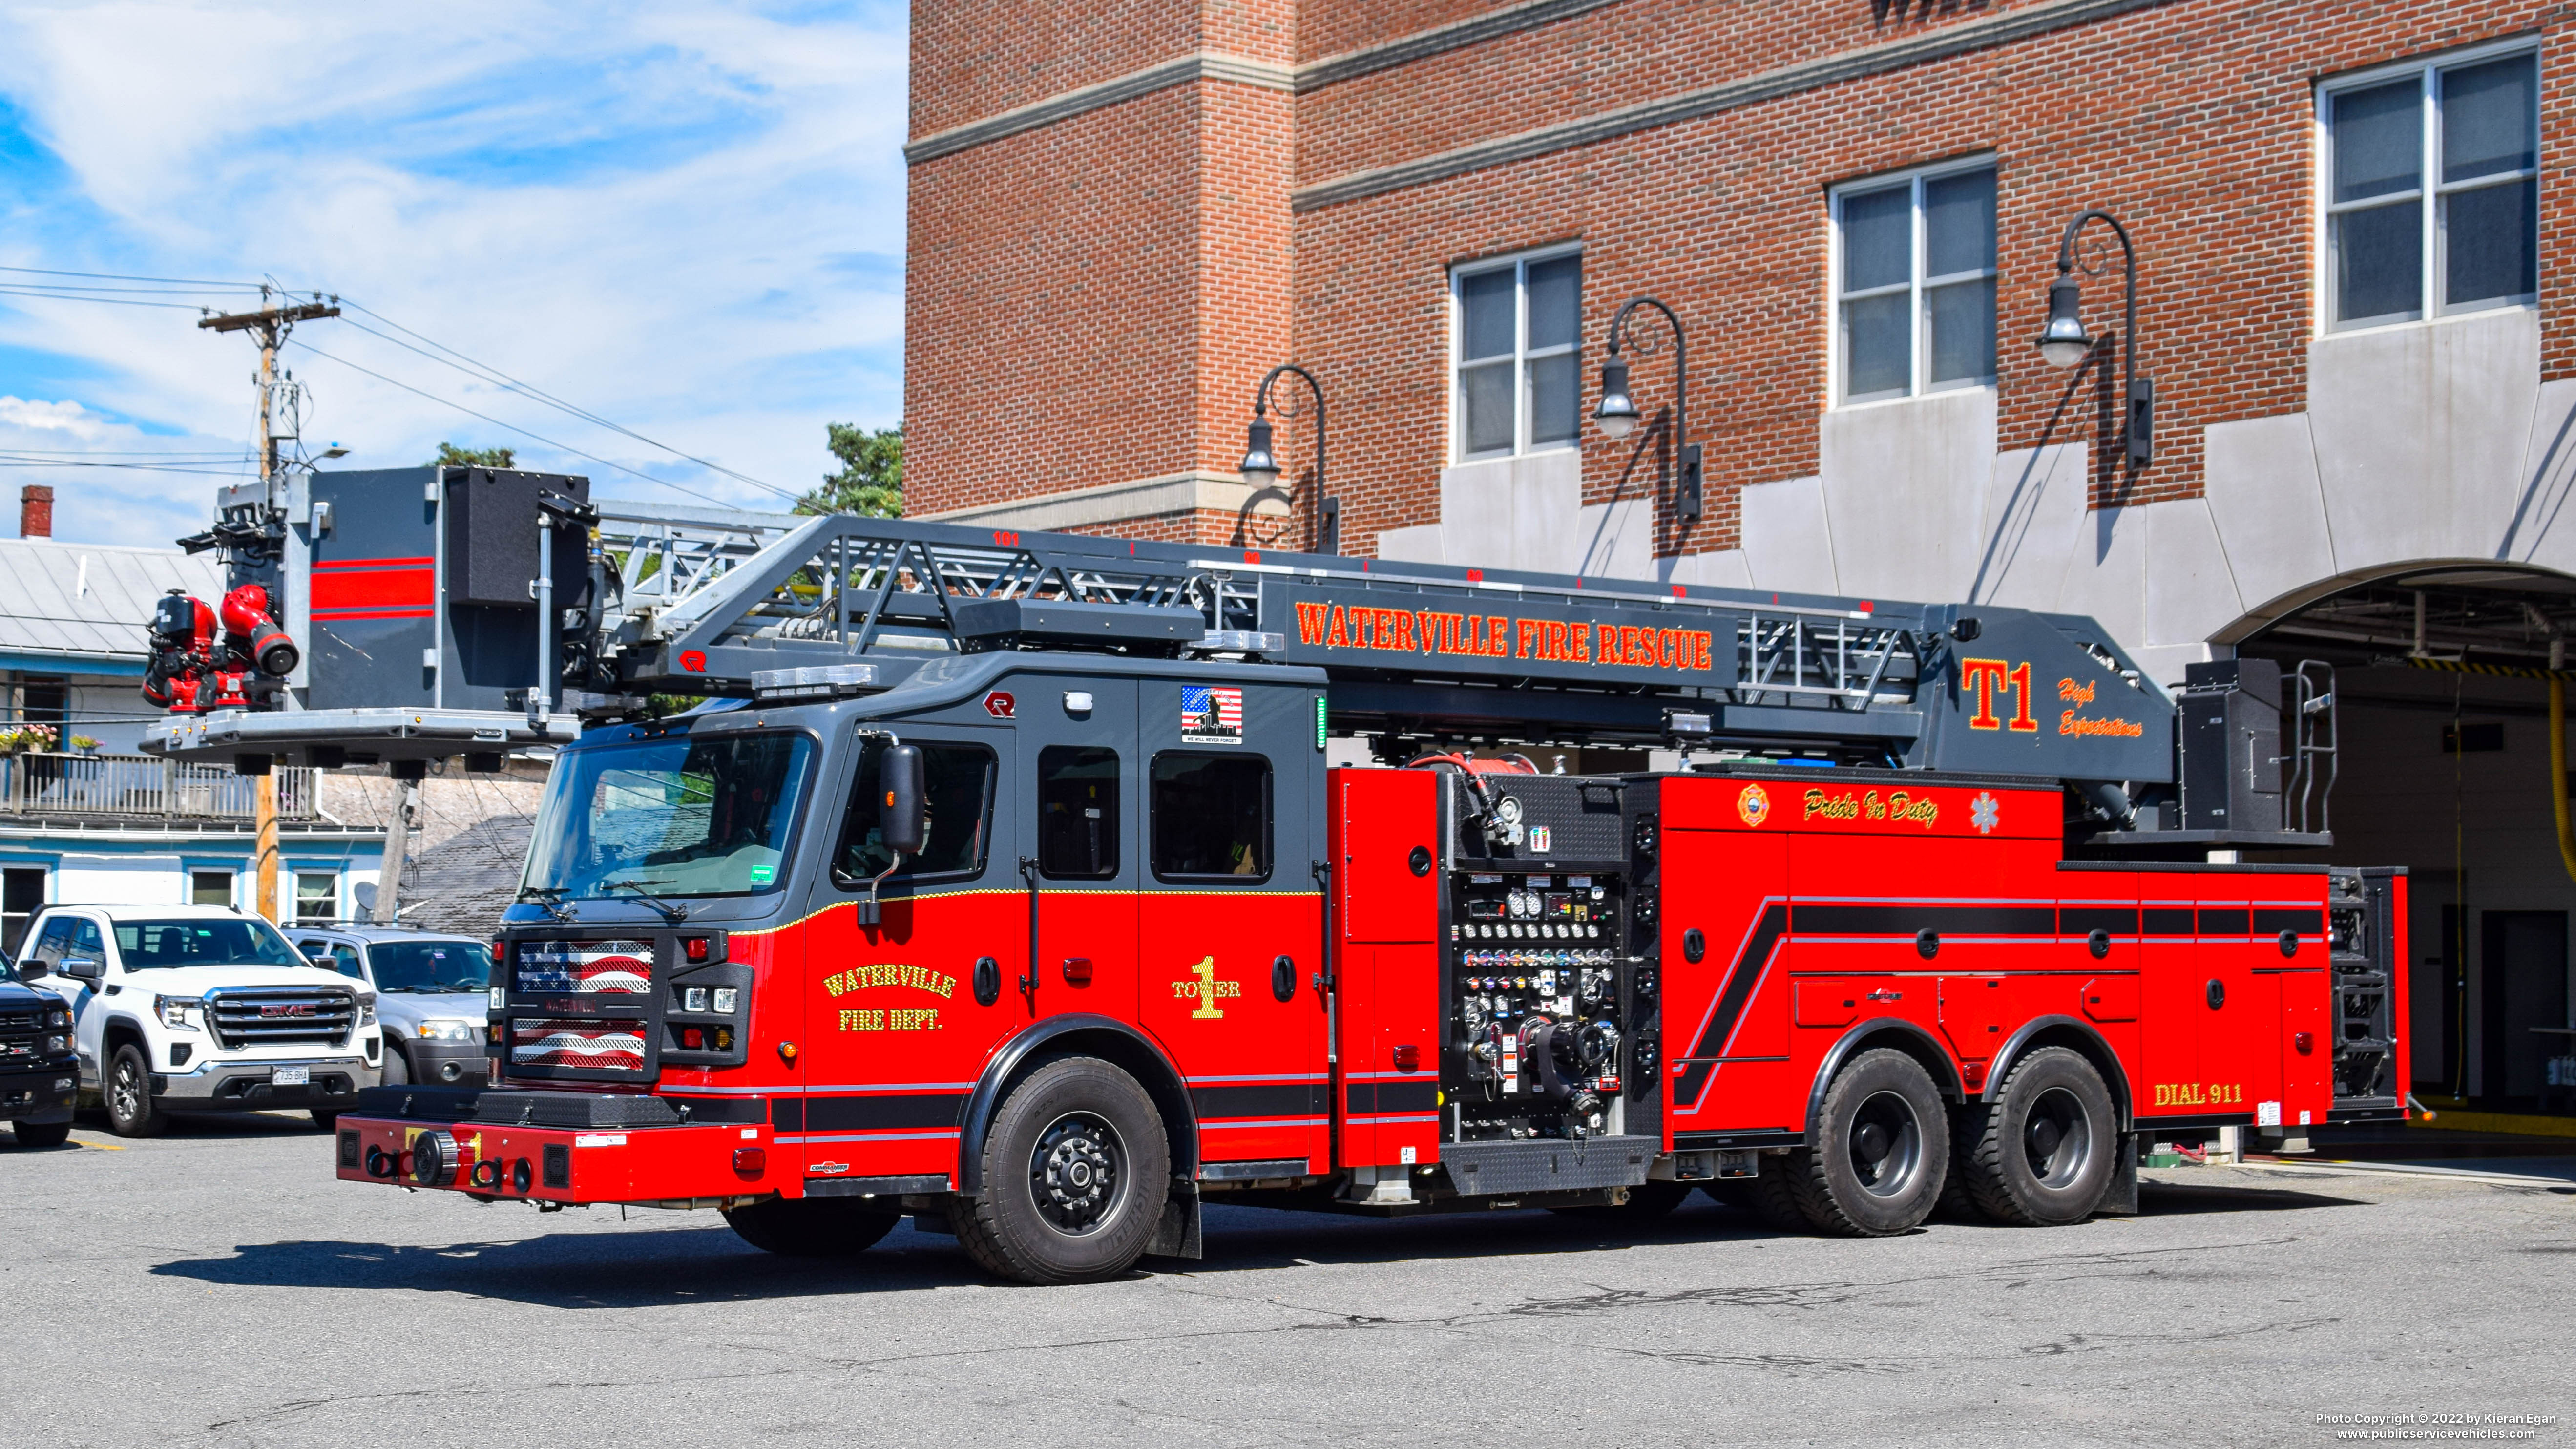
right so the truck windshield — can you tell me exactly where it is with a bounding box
[520,731,814,901]
[115,919,305,969]
[369,941,492,993]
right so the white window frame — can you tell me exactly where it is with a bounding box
[293,870,339,925]
[1449,243,1583,462]
[1828,156,1999,407]
[2317,38,2541,333]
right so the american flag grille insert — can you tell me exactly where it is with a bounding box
[510,1018,647,1074]
[207,987,356,1049]
[515,939,653,995]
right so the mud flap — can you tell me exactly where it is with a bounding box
[1147,1183,1203,1260]
[2095,1132,2141,1216]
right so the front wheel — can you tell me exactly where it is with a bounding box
[951,1056,1170,1285]
[309,1111,339,1132]
[105,1043,164,1138]
[1789,1048,1949,1236]
[378,1048,410,1087]
[723,1197,902,1257]
[10,1119,71,1148]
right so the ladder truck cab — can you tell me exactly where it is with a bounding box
[177,501,2400,1284]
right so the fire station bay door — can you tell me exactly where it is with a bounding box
[1035,675,1330,1175]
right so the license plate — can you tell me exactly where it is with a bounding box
[271,1066,310,1087]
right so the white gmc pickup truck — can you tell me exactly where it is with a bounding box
[17,903,381,1136]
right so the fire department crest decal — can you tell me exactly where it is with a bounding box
[1737,782,1770,827]
[1971,791,2001,835]
[1180,685,1242,744]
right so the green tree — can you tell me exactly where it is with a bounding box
[797,423,902,517]
[431,442,516,468]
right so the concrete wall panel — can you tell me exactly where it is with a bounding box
[2142,498,2245,651]
[2202,410,2336,613]
[1737,475,1837,595]
[2308,309,2540,568]
[1972,442,2089,610]
[1575,497,1653,580]
[2501,378,2576,573]
[1817,388,1997,604]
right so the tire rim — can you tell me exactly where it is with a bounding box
[2022,1085,2095,1188]
[1028,1112,1126,1236]
[1846,1089,1923,1198]
[110,1058,141,1124]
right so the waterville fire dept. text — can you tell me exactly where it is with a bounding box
[1293,601,1716,673]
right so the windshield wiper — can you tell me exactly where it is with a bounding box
[599,878,690,924]
[516,885,575,923]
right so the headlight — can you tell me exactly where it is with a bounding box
[357,994,377,1027]
[155,996,204,1031]
[42,1035,67,1056]
[416,1019,477,1042]
[44,1009,68,1029]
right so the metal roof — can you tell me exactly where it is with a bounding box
[0,539,222,674]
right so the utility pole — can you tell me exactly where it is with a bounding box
[199,291,338,922]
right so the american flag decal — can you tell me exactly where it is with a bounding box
[510,1019,647,1073]
[1180,685,1243,744]
[514,939,653,995]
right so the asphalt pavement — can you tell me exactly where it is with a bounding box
[4,1113,2571,1449]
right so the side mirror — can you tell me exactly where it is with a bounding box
[59,957,102,984]
[306,952,337,971]
[879,744,927,856]
[14,957,47,981]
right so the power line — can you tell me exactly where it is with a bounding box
[332,302,798,502]
[288,339,742,511]
[0,263,266,288]
[0,287,216,311]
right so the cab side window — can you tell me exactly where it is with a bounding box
[1037,746,1120,880]
[1151,753,1271,882]
[836,740,998,884]
[24,918,71,967]
[332,944,364,978]
[67,918,102,964]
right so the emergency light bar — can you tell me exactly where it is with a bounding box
[750,663,882,701]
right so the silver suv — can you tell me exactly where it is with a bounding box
[289,927,492,1087]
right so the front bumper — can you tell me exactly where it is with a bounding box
[336,1086,783,1205]
[154,1053,378,1113]
[0,1062,77,1122]
[396,1038,490,1086]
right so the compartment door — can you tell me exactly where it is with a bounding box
[1329,767,1440,1169]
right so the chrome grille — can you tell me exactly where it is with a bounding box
[207,987,356,1050]
[0,1008,38,1061]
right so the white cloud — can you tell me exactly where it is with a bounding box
[0,1,909,544]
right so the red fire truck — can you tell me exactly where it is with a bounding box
[157,500,2406,1284]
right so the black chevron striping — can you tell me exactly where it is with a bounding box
[1670,903,1788,1112]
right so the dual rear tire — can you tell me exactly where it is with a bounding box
[1706,1045,2117,1236]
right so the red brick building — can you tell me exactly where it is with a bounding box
[906,2,2576,1113]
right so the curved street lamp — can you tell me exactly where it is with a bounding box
[1239,363,1337,554]
[1593,296,1700,522]
[2035,209,2153,470]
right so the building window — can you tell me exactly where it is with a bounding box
[1832,161,1997,404]
[1,866,45,956]
[294,872,338,924]
[190,870,234,908]
[2324,44,2538,330]
[1452,246,1581,461]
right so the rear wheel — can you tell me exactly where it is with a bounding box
[722,1197,902,1257]
[1790,1049,1948,1237]
[951,1056,1170,1285]
[10,1120,71,1148]
[1958,1047,2115,1226]
[309,1111,339,1131]
[104,1044,163,1138]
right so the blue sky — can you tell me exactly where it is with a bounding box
[0,2,910,545]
